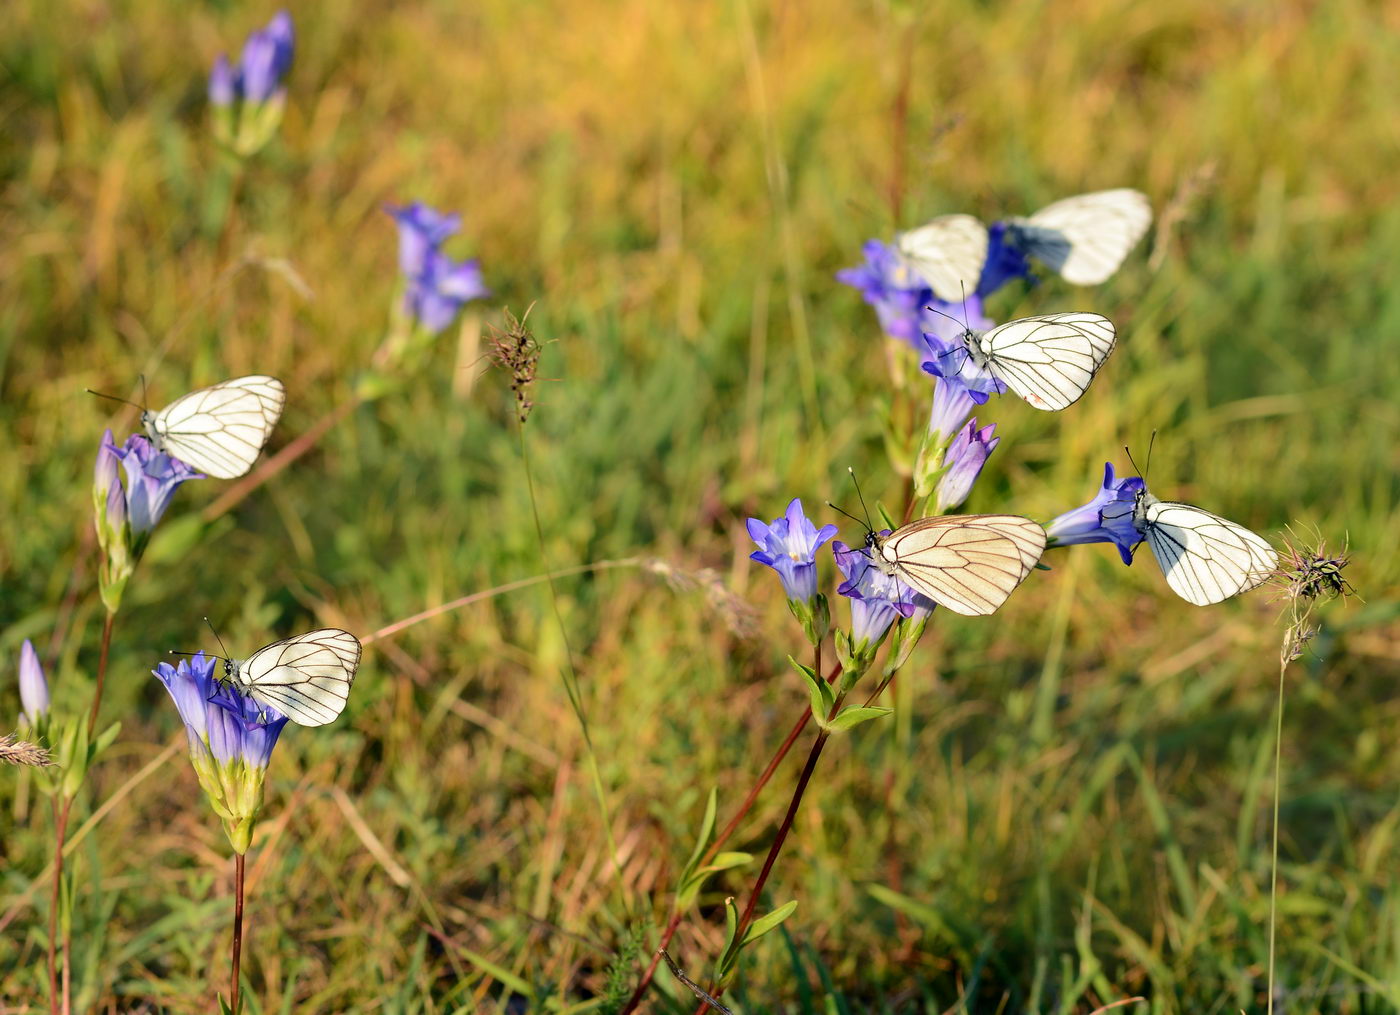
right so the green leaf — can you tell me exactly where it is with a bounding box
[827,705,893,733]
[877,502,896,530]
[741,899,798,946]
[705,851,752,872]
[789,656,833,725]
[458,947,536,999]
[678,788,718,887]
[218,994,234,1015]
[715,897,742,982]
[92,721,122,757]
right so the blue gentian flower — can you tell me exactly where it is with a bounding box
[155,652,289,854]
[747,498,838,605]
[18,639,49,727]
[748,499,838,645]
[407,250,491,334]
[837,240,991,349]
[387,202,463,278]
[832,539,933,679]
[107,433,204,537]
[977,222,1035,295]
[236,11,295,104]
[920,322,1006,444]
[208,11,295,155]
[1045,463,1147,564]
[208,55,238,107]
[934,418,999,514]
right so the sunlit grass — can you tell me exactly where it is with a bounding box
[2,0,1399,1010]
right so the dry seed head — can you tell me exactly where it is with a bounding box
[487,305,542,424]
[0,733,53,767]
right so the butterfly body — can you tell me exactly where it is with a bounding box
[224,628,362,727]
[1130,489,1276,606]
[866,514,1046,617]
[142,376,286,479]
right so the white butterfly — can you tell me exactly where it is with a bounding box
[1128,490,1276,606]
[141,376,286,480]
[224,628,362,727]
[896,189,1152,300]
[867,514,1047,616]
[934,312,1116,411]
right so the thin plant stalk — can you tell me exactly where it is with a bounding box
[87,612,115,732]
[619,659,842,1015]
[691,690,848,1014]
[46,798,71,1015]
[1266,655,1285,1015]
[515,422,625,905]
[231,852,245,1013]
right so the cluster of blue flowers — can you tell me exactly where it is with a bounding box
[208,12,295,156]
[387,202,491,334]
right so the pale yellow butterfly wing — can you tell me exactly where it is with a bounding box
[877,514,1047,616]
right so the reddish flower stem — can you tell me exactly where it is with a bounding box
[87,612,115,733]
[619,659,841,1014]
[46,798,72,1015]
[231,852,246,1013]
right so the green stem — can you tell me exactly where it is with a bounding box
[515,422,624,905]
[1266,654,1287,1015]
[46,798,71,1015]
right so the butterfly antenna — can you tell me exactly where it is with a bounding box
[847,467,876,532]
[204,617,232,662]
[1144,429,1157,480]
[85,389,142,410]
[1123,443,1145,479]
[139,373,148,409]
[825,500,867,528]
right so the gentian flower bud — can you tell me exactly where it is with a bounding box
[155,653,289,854]
[386,202,463,278]
[208,54,238,107]
[18,639,49,727]
[932,418,999,514]
[239,11,295,104]
[748,499,838,645]
[1045,463,1147,564]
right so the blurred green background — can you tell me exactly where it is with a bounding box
[3,0,1399,1011]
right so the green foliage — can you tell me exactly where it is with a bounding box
[2,0,1399,1011]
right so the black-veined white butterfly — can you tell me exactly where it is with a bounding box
[896,189,1152,300]
[1125,489,1276,606]
[140,376,286,480]
[867,514,1047,616]
[933,312,1116,411]
[223,628,362,727]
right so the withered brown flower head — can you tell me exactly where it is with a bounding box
[488,305,542,424]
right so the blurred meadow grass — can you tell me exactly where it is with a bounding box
[3,0,1400,1010]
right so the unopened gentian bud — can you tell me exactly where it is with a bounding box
[18,639,50,726]
[933,418,999,514]
[208,54,238,107]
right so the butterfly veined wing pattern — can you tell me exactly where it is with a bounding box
[1010,189,1152,286]
[876,514,1047,617]
[1138,499,1277,607]
[895,214,990,302]
[234,628,362,727]
[971,312,1116,411]
[144,375,286,480]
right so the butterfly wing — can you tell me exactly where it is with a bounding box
[240,628,362,727]
[977,313,1116,411]
[1143,502,1276,606]
[148,376,286,479]
[881,514,1047,616]
[1014,189,1151,286]
[895,214,990,302]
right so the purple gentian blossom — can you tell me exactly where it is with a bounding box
[1045,463,1147,564]
[407,250,491,333]
[103,431,203,536]
[934,418,1000,514]
[747,498,839,606]
[837,240,993,350]
[977,222,1035,296]
[920,321,1005,442]
[386,202,463,278]
[155,652,289,854]
[208,55,238,107]
[236,11,295,104]
[18,639,49,726]
[833,539,932,648]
